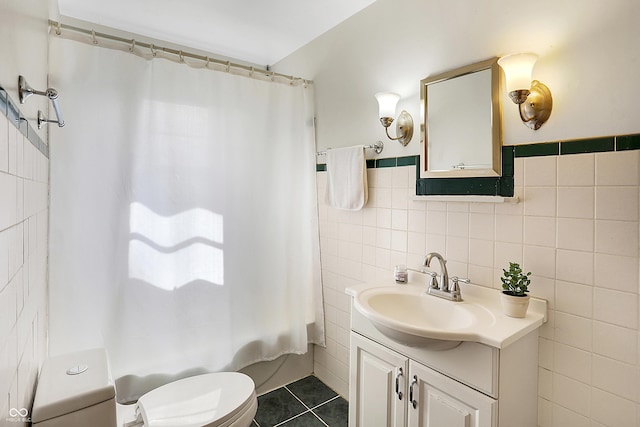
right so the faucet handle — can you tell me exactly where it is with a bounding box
[449,277,469,301]
[422,269,439,289]
[450,276,470,285]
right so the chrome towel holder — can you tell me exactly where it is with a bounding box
[18,75,65,129]
[316,140,384,157]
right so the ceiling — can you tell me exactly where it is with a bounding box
[55,0,376,66]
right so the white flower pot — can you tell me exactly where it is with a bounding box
[500,292,530,318]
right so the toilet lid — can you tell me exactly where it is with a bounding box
[137,372,256,427]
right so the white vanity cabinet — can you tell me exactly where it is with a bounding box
[349,298,540,427]
[349,333,407,427]
[409,357,495,427]
[350,333,495,427]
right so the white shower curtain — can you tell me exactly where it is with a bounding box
[48,37,324,381]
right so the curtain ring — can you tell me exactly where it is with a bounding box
[226,61,231,72]
[56,22,62,35]
[250,67,254,77]
[179,50,184,63]
[91,30,98,45]
[150,44,157,57]
[289,76,295,86]
[205,56,210,68]
[129,39,136,52]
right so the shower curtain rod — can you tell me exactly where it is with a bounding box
[48,20,313,86]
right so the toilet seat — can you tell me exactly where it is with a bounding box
[136,372,257,427]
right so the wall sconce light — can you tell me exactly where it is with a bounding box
[374,92,413,146]
[497,53,552,130]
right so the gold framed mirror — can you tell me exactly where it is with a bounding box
[419,58,503,178]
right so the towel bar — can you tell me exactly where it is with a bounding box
[316,141,383,157]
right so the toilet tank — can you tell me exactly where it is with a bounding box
[31,348,117,427]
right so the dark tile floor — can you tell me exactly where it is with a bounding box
[252,375,348,427]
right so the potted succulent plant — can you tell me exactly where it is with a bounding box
[500,262,532,318]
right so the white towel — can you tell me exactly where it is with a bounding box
[325,145,368,210]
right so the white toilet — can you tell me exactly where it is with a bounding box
[31,348,258,427]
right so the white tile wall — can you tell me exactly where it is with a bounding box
[0,113,48,425]
[315,150,640,426]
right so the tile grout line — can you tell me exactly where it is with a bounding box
[273,409,330,427]
[309,394,341,411]
[254,377,344,427]
[283,384,340,411]
[309,411,331,427]
[271,386,319,427]
[269,387,311,426]
[284,385,313,411]
[272,410,309,427]
[306,396,341,427]
[279,384,340,426]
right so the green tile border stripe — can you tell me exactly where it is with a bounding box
[317,133,640,172]
[616,134,640,151]
[512,133,639,158]
[514,142,559,157]
[0,86,49,159]
[376,157,397,168]
[397,156,419,167]
[560,137,613,155]
[316,132,640,197]
[317,155,417,172]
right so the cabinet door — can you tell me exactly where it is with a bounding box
[349,332,408,427]
[407,360,496,427]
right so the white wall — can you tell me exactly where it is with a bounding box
[275,1,640,426]
[275,0,640,157]
[0,0,50,424]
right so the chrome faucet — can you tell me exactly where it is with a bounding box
[422,252,466,302]
[423,252,449,291]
